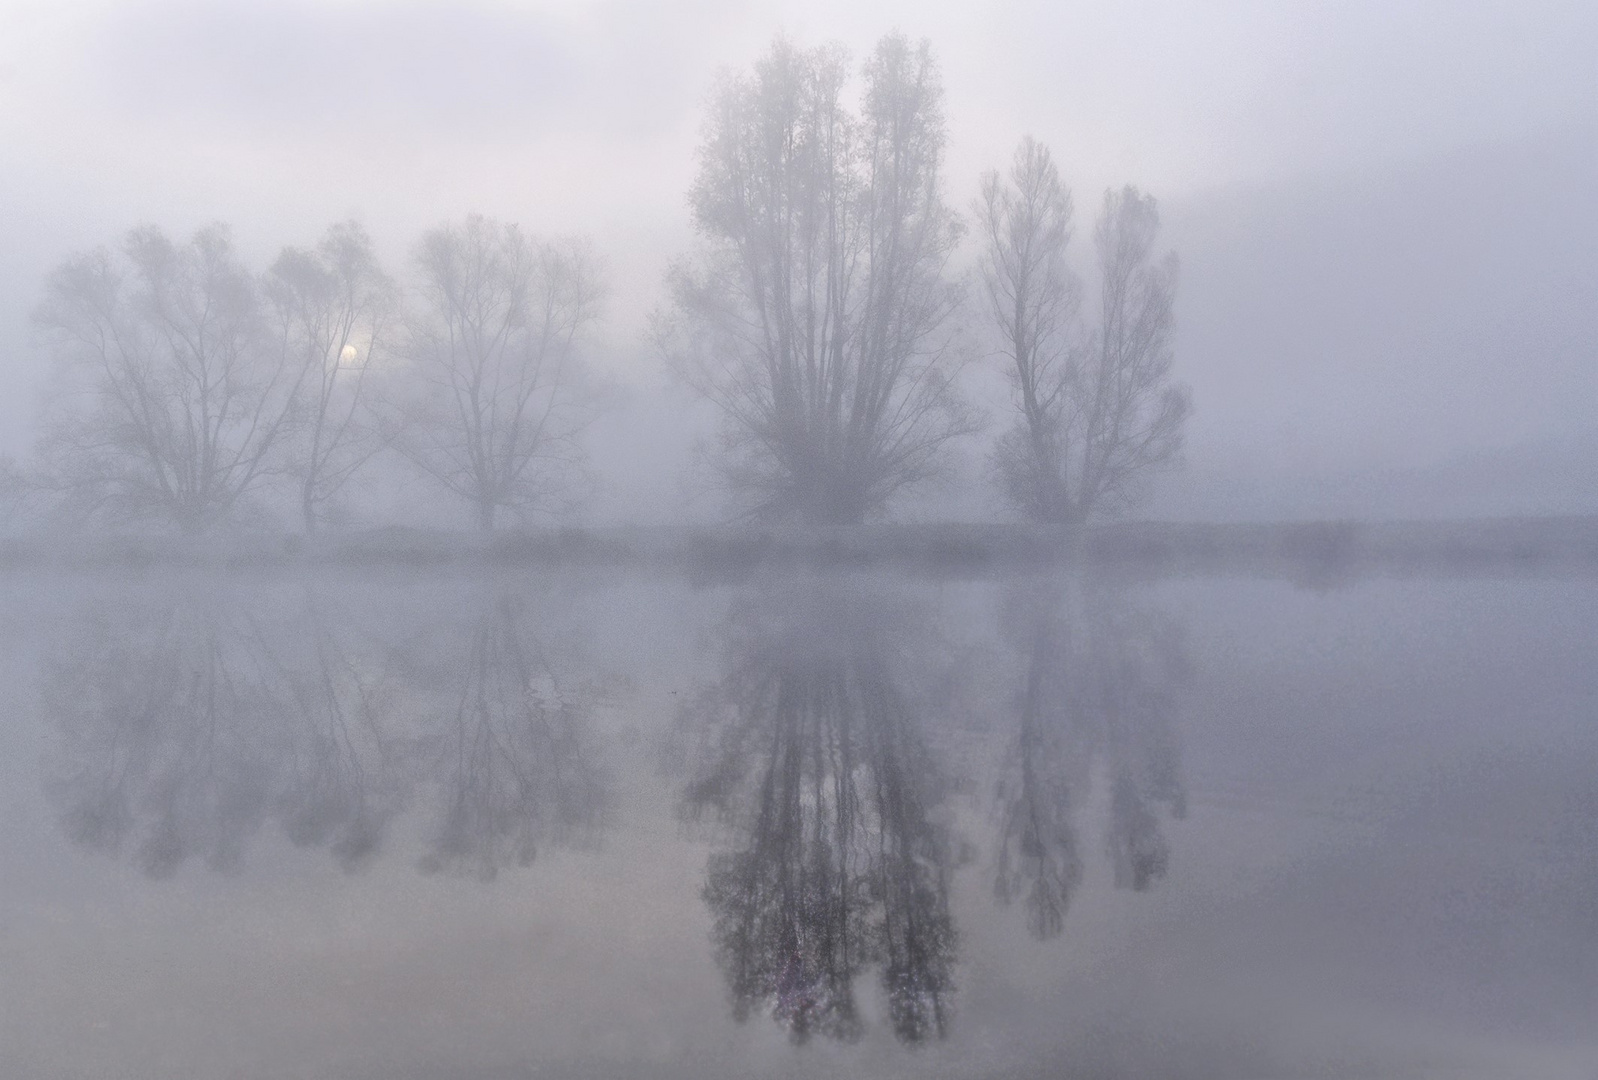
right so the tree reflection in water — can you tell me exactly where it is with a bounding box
[40,584,609,880]
[38,574,1186,1046]
[44,597,299,878]
[994,576,1188,939]
[256,599,405,871]
[407,593,610,881]
[678,588,958,1044]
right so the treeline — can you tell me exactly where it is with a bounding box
[20,216,599,533]
[9,32,1189,535]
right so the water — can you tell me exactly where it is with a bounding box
[2,568,1595,1078]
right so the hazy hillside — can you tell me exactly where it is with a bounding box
[1148,120,1598,522]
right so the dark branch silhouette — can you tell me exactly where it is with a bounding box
[679,589,957,1042]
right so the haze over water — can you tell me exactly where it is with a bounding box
[3,2,1597,1074]
[2,565,1594,1078]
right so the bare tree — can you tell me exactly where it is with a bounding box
[658,34,972,524]
[976,138,1080,523]
[981,143,1192,523]
[265,221,395,533]
[393,215,603,530]
[33,225,302,532]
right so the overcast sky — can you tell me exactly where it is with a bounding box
[2,0,1595,516]
[7,0,1593,209]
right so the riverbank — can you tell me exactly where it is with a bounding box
[2,517,1596,582]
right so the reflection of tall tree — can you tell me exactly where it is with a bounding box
[410,593,609,882]
[994,600,1086,940]
[681,592,956,1044]
[993,578,1187,938]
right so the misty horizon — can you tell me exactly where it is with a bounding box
[3,1,1595,531]
[4,7,1598,1077]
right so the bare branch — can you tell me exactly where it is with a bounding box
[658,34,973,524]
[388,216,605,530]
[981,155,1191,524]
[32,224,298,533]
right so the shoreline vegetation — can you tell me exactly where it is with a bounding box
[2,517,1595,582]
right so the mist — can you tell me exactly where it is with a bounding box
[2,3,1596,1078]
[3,0,1595,531]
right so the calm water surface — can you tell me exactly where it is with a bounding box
[2,568,1595,1078]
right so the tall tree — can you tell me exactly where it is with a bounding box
[393,215,603,530]
[265,221,395,533]
[659,34,972,523]
[981,142,1192,523]
[33,224,302,532]
[976,137,1080,523]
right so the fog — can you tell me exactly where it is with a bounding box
[3,4,1597,1078]
[3,0,1595,529]
[4,568,1596,1077]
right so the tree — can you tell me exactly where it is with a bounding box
[393,215,603,530]
[33,224,302,533]
[976,137,1079,523]
[980,140,1192,523]
[264,221,395,533]
[658,34,972,524]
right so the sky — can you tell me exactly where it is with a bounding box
[2,0,1595,520]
